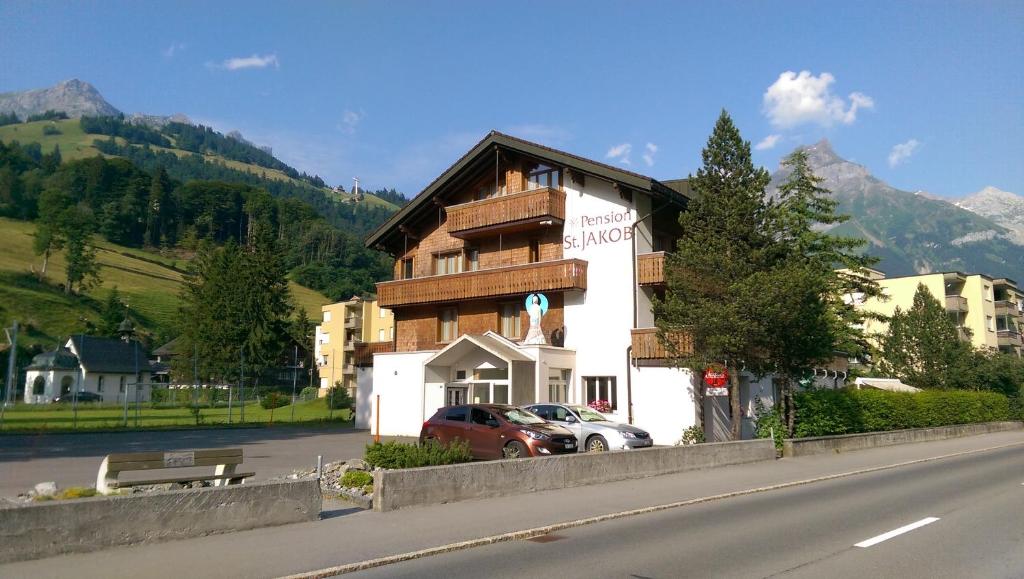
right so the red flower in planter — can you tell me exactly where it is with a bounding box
[588,399,612,413]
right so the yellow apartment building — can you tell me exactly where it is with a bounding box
[314,296,395,395]
[855,269,1023,357]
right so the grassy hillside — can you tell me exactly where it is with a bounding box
[0,119,398,210]
[0,217,329,350]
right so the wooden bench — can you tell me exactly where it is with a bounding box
[96,448,254,494]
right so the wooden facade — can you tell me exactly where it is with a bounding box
[446,187,566,238]
[630,327,693,360]
[353,341,396,366]
[637,252,665,286]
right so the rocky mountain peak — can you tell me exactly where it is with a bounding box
[0,78,121,119]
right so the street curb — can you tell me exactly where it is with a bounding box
[278,438,1024,579]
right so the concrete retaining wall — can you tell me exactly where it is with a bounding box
[782,421,1024,458]
[0,479,321,564]
[373,439,774,512]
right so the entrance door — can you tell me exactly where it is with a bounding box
[446,386,468,406]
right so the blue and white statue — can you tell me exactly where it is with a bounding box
[523,293,549,345]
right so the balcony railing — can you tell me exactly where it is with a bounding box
[637,252,666,286]
[994,300,1022,317]
[343,317,362,329]
[377,258,588,308]
[631,327,693,360]
[353,341,395,366]
[341,364,355,375]
[944,295,968,312]
[997,330,1022,345]
[446,187,565,238]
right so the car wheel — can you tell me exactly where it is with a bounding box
[586,435,609,452]
[502,441,528,459]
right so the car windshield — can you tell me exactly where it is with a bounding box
[496,407,546,425]
[574,407,609,422]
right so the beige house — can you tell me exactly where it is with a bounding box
[854,269,1023,357]
[314,296,394,395]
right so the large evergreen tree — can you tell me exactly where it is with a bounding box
[655,111,773,440]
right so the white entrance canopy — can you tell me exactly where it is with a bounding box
[853,377,922,393]
[425,332,535,367]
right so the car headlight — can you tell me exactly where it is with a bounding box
[619,431,637,439]
[520,429,550,441]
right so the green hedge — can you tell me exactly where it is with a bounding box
[364,439,473,469]
[793,389,1012,438]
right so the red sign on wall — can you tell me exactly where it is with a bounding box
[703,367,729,388]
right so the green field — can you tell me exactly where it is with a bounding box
[0,119,398,209]
[0,217,329,349]
[0,398,351,432]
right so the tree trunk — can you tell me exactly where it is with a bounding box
[39,248,49,280]
[786,379,796,437]
[694,372,705,436]
[728,363,742,441]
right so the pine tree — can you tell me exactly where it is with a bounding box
[655,111,772,440]
[877,284,976,389]
[98,287,125,337]
[145,167,173,247]
[63,224,100,294]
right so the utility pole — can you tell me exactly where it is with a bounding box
[1,320,17,426]
[239,347,245,423]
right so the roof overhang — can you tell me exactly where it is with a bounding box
[365,131,689,252]
[425,332,534,367]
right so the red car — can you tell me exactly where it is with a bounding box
[420,404,578,459]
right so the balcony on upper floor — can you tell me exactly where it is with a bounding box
[944,295,968,312]
[637,252,666,286]
[376,258,588,308]
[343,316,362,330]
[997,329,1022,346]
[445,187,565,239]
[630,327,693,360]
[994,300,1022,318]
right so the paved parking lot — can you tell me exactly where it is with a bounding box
[0,426,415,496]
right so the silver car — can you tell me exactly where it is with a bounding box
[524,403,653,452]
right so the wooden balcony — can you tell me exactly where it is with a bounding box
[995,300,1022,318]
[353,341,395,366]
[631,327,693,360]
[377,258,588,308]
[944,295,968,312]
[446,187,565,238]
[637,252,665,286]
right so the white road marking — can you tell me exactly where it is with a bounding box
[855,517,940,548]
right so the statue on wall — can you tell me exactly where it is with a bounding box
[523,293,548,345]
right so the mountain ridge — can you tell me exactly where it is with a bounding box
[0,79,121,119]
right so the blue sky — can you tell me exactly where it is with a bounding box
[2,1,1021,198]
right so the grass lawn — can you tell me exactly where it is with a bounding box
[0,398,351,432]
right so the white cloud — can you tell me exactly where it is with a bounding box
[755,134,782,151]
[642,142,658,167]
[210,54,280,71]
[762,71,874,128]
[161,42,186,58]
[888,139,920,167]
[606,143,632,165]
[339,109,365,134]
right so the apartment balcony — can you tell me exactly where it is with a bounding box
[997,330,1022,346]
[343,341,355,352]
[944,295,968,312]
[637,252,666,286]
[631,327,693,360]
[343,316,362,330]
[377,258,588,308]
[353,341,395,366]
[341,364,355,376]
[446,187,565,238]
[994,300,1022,318]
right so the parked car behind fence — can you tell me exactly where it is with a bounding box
[525,403,653,451]
[421,404,578,459]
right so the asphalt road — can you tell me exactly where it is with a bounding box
[351,444,1024,579]
[0,426,415,496]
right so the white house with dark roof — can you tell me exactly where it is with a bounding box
[23,335,153,404]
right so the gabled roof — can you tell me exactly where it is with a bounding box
[365,130,689,250]
[425,332,534,367]
[67,335,152,374]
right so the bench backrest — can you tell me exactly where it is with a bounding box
[105,448,243,472]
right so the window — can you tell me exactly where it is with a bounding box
[379,308,388,319]
[984,285,992,301]
[439,308,458,342]
[500,302,521,339]
[492,383,510,404]
[475,174,506,200]
[465,248,479,272]
[548,369,570,403]
[390,327,395,340]
[530,405,552,420]
[444,406,467,422]
[584,376,617,410]
[474,368,508,380]
[434,252,462,275]
[526,162,560,190]
[401,258,414,280]
[119,376,126,393]
[32,376,45,396]
[323,311,332,322]
[987,315,995,332]
[528,240,540,263]
[97,375,105,392]
[470,408,498,426]
[378,329,385,341]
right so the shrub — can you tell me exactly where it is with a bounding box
[260,392,289,410]
[364,439,473,469]
[753,398,784,450]
[340,470,373,488]
[42,125,62,136]
[679,424,705,445]
[325,384,353,410]
[794,388,1011,438]
[299,386,319,402]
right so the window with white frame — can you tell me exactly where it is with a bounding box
[583,376,617,410]
[434,252,462,275]
[378,328,385,341]
[439,308,458,342]
[323,311,332,322]
[500,302,521,339]
[548,369,570,403]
